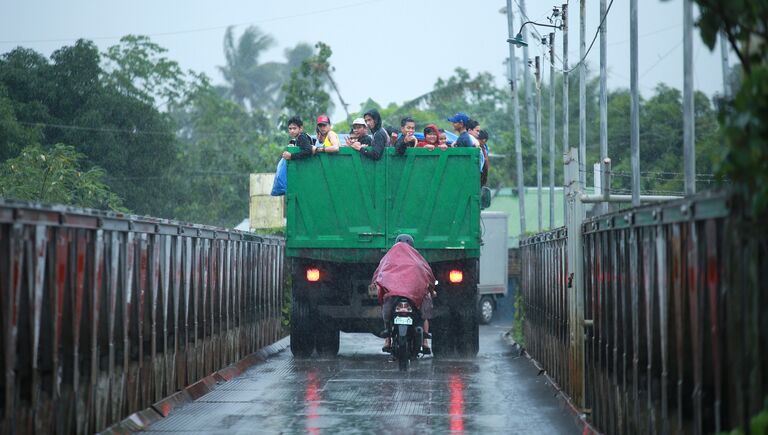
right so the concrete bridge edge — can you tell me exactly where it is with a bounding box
[99,337,291,434]
[501,330,601,435]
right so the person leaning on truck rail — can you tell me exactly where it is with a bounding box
[418,124,446,151]
[314,114,341,154]
[448,112,474,148]
[351,108,389,160]
[281,116,314,161]
[394,116,418,155]
[346,117,373,149]
[438,128,452,147]
[478,129,490,186]
[466,119,481,147]
[385,126,399,146]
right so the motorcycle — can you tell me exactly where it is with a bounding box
[388,297,424,371]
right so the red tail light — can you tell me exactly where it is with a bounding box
[395,302,413,313]
[306,268,320,282]
[449,270,463,284]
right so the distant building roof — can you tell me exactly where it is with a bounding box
[234,218,249,231]
[487,186,594,247]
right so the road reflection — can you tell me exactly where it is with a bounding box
[305,369,320,435]
[449,372,465,434]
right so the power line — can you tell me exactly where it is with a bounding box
[640,39,683,78]
[17,120,271,140]
[563,0,615,74]
[0,0,385,45]
[608,23,682,46]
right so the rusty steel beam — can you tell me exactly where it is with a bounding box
[0,200,286,434]
[520,191,767,434]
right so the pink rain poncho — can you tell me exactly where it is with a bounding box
[373,242,436,309]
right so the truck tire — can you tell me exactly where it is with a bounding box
[315,326,340,357]
[478,296,495,325]
[430,317,454,357]
[455,306,480,357]
[290,297,315,358]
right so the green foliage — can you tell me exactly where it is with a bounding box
[512,287,526,346]
[169,79,279,226]
[219,26,278,111]
[682,0,768,214]
[0,143,125,210]
[0,85,40,161]
[281,42,334,126]
[717,66,768,213]
[103,35,192,107]
[0,40,178,216]
[282,266,293,328]
[721,397,768,435]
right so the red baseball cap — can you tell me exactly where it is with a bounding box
[316,115,330,124]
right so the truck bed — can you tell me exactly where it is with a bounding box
[285,147,481,263]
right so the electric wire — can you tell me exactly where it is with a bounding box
[0,0,385,45]
[562,0,614,74]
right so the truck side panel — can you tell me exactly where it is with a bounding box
[286,148,386,250]
[387,148,480,251]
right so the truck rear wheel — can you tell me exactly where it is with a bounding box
[430,317,454,357]
[290,297,315,358]
[455,306,480,357]
[315,326,340,357]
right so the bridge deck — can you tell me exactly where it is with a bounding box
[141,324,582,434]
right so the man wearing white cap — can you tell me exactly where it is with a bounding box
[346,117,372,150]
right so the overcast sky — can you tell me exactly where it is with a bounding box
[2,0,731,122]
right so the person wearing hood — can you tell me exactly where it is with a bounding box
[417,124,447,151]
[350,109,389,160]
[373,235,436,354]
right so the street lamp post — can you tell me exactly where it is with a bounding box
[505,0,527,237]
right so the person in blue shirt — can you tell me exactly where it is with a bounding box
[447,112,474,148]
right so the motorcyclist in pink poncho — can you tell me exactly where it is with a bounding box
[372,235,436,354]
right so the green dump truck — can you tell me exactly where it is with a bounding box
[285,146,484,357]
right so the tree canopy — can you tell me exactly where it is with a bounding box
[0,22,735,225]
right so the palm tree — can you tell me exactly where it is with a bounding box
[218,26,280,112]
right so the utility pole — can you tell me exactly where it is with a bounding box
[562,3,570,223]
[720,31,730,98]
[599,0,609,214]
[579,0,587,191]
[519,0,536,136]
[683,0,695,196]
[630,0,640,206]
[535,55,543,232]
[549,32,556,228]
[506,0,527,236]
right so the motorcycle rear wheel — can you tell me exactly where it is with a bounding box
[397,335,409,371]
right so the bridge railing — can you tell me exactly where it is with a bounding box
[0,200,285,434]
[521,191,767,434]
[519,227,572,401]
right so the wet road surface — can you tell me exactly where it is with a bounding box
[144,323,581,434]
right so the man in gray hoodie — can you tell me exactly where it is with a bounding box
[350,109,389,160]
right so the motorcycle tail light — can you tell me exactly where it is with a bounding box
[306,268,320,282]
[395,302,413,313]
[449,269,463,284]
